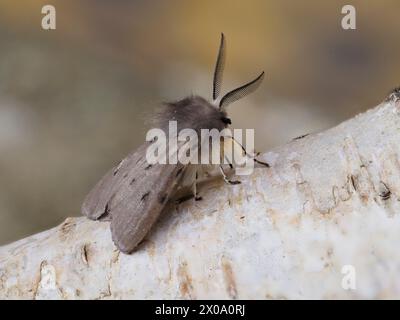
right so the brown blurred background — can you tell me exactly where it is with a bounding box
[0,0,399,245]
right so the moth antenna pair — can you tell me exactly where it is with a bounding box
[212,33,265,111]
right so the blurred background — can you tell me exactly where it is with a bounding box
[0,0,399,245]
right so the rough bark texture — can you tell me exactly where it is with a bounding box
[1,96,400,299]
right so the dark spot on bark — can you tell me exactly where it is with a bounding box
[379,182,391,200]
[130,178,136,185]
[60,218,76,234]
[221,257,237,299]
[81,244,90,266]
[380,191,391,200]
[293,133,310,141]
[123,173,128,178]
[145,164,152,170]
[350,175,357,191]
[177,261,194,298]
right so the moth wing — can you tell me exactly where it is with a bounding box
[81,143,149,220]
[110,162,185,253]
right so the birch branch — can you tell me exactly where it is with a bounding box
[2,95,400,299]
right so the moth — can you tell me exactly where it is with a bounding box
[82,34,267,253]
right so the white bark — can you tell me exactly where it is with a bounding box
[2,98,400,299]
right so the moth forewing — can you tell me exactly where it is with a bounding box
[110,162,186,253]
[81,143,149,221]
[108,138,189,253]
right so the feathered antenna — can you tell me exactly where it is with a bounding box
[219,72,265,111]
[212,33,226,101]
[212,33,264,110]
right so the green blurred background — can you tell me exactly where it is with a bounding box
[0,0,399,245]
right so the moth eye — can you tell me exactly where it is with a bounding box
[221,117,231,125]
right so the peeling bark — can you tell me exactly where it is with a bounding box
[2,96,400,299]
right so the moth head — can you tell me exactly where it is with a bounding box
[212,33,265,114]
[155,34,263,133]
[157,96,230,133]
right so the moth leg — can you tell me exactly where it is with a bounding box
[193,171,202,201]
[219,164,241,185]
[225,157,233,169]
[230,136,270,167]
